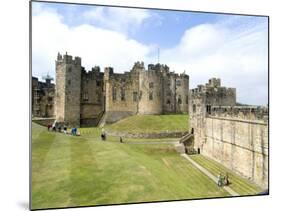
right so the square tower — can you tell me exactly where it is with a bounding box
[55,52,82,127]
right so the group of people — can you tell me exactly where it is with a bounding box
[47,122,79,136]
[217,173,229,187]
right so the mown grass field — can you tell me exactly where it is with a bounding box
[32,122,228,210]
[189,155,263,195]
[104,114,189,134]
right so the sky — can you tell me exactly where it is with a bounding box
[32,2,268,106]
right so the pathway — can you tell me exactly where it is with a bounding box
[181,154,239,196]
[125,141,178,145]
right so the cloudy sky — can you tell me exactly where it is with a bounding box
[32,2,268,106]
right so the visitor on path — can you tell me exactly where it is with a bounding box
[71,127,77,136]
[224,173,229,186]
[58,126,62,133]
[217,173,223,187]
[47,124,51,131]
[63,126,67,134]
[101,131,106,141]
[120,137,123,143]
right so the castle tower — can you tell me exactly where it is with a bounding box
[138,64,164,115]
[189,78,236,150]
[55,52,82,127]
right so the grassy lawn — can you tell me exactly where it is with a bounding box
[32,122,228,210]
[189,155,263,195]
[104,114,189,134]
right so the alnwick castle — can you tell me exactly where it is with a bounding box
[32,52,268,188]
[32,52,189,126]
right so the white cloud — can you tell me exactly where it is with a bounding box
[32,8,154,79]
[83,7,152,35]
[161,18,268,105]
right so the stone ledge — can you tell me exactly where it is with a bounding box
[105,130,188,139]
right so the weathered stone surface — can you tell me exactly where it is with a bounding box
[32,76,55,118]
[105,130,188,139]
[53,53,190,127]
[189,78,268,188]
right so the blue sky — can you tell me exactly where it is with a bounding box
[32,2,268,105]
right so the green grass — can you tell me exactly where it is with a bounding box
[189,154,263,195]
[32,122,228,210]
[104,114,189,134]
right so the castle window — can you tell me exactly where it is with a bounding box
[149,92,153,100]
[206,105,211,114]
[149,82,154,89]
[167,99,171,104]
[68,67,72,72]
[112,88,117,101]
[121,88,125,101]
[96,81,101,87]
[176,79,181,86]
[193,104,196,113]
[178,95,182,104]
[133,92,138,102]
[96,92,101,103]
[83,92,88,101]
[68,79,71,85]
[186,95,188,104]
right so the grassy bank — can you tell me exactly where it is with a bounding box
[104,114,189,134]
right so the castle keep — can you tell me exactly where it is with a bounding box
[54,52,189,126]
[188,79,268,188]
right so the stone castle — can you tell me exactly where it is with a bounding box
[32,52,189,126]
[32,52,268,188]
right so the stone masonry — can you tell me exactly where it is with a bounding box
[54,52,189,127]
[189,79,268,188]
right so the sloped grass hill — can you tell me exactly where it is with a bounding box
[104,114,189,134]
[32,122,227,210]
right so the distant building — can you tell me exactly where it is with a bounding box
[32,75,55,117]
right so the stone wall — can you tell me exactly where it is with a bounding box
[80,67,104,126]
[189,78,268,188]
[202,114,268,188]
[105,130,188,139]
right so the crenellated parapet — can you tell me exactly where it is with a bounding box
[208,105,268,122]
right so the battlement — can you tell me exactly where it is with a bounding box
[56,52,81,66]
[206,78,221,87]
[147,63,169,72]
[82,66,103,79]
[190,78,235,98]
[132,61,145,71]
[207,105,268,121]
